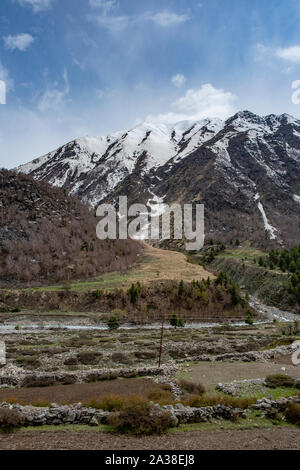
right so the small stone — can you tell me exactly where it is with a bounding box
[89,416,99,426]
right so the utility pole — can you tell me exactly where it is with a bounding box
[158,318,164,368]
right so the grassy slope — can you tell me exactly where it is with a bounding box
[13,243,214,293]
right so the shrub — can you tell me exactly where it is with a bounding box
[31,401,50,408]
[64,356,78,366]
[60,375,77,385]
[77,352,101,365]
[15,355,40,368]
[147,388,174,405]
[178,379,205,395]
[11,306,21,313]
[265,374,296,389]
[245,310,254,325]
[284,402,300,426]
[107,315,120,330]
[111,352,132,364]
[94,289,103,299]
[128,283,141,304]
[23,375,56,388]
[182,394,256,410]
[169,314,178,328]
[178,280,184,297]
[108,396,174,435]
[84,394,125,411]
[99,394,126,411]
[169,314,185,328]
[0,408,25,433]
[134,350,157,360]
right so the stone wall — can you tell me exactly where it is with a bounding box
[0,365,165,388]
[177,344,297,364]
[1,396,299,428]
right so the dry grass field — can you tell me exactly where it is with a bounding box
[25,243,214,292]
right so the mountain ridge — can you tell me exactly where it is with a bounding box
[16,110,300,248]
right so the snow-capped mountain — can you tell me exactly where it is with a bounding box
[17,111,300,247]
[17,118,224,207]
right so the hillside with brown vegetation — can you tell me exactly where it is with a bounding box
[0,170,140,287]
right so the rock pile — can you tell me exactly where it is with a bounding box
[250,396,300,412]
[163,403,245,424]
[216,378,265,396]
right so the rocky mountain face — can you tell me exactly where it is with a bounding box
[17,111,300,248]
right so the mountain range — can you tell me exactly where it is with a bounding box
[17,110,300,248]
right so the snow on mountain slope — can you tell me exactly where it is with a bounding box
[17,118,224,202]
[16,110,300,247]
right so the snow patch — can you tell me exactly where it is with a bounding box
[293,194,300,203]
[255,194,278,240]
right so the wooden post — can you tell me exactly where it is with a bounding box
[158,318,164,368]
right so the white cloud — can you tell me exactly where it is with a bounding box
[88,8,189,33]
[276,45,300,63]
[38,69,70,112]
[0,61,14,93]
[88,0,128,33]
[3,33,34,51]
[147,11,190,27]
[90,14,129,33]
[89,0,117,13]
[171,73,186,88]
[0,63,10,104]
[146,84,236,124]
[13,0,52,12]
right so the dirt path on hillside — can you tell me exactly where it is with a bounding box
[0,427,299,450]
[129,243,213,284]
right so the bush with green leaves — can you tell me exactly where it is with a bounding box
[169,314,185,328]
[178,280,185,297]
[245,310,254,325]
[265,374,295,389]
[107,315,120,330]
[128,282,141,304]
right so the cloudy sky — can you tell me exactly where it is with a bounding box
[2,0,300,167]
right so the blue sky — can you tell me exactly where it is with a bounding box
[2,0,300,167]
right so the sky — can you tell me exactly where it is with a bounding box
[2,0,300,168]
